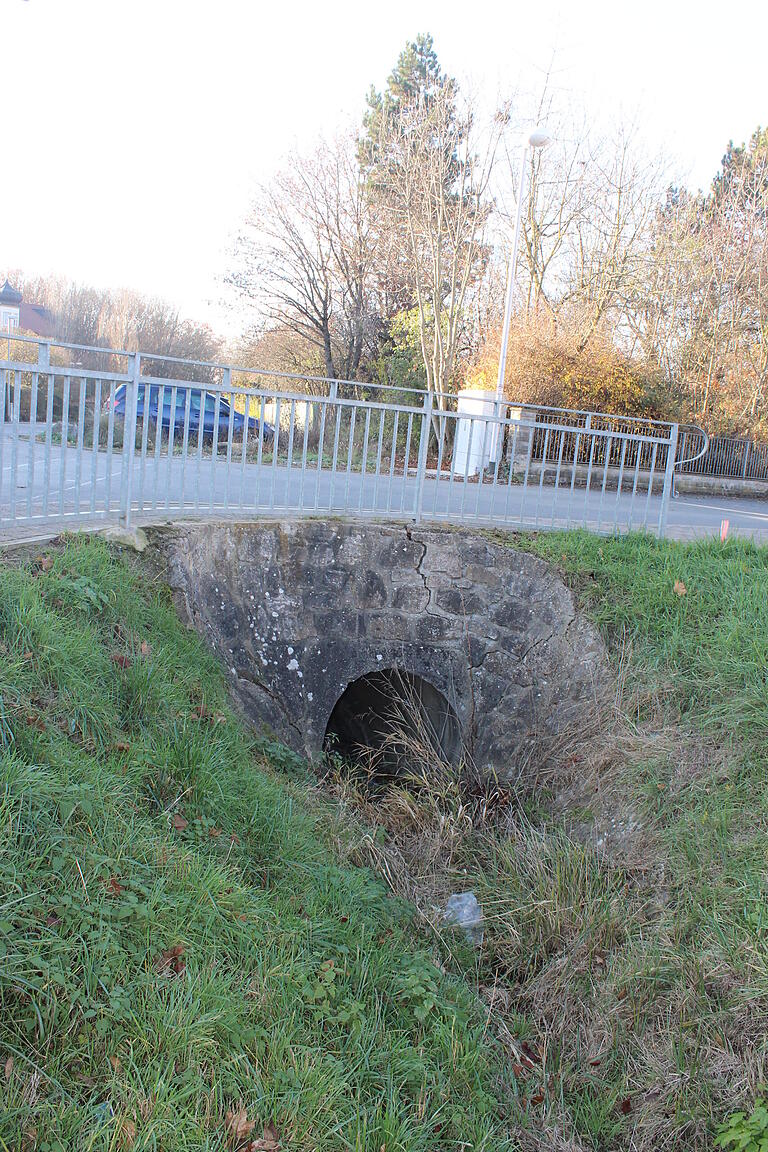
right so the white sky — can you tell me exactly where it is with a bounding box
[2,0,767,339]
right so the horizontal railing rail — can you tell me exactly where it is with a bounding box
[0,338,690,538]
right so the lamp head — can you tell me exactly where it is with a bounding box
[525,130,552,150]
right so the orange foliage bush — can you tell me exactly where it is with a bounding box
[468,321,673,420]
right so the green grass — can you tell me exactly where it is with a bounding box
[0,538,517,1151]
[517,531,768,740]
[3,528,768,1151]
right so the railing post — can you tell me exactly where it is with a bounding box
[119,352,140,528]
[658,422,678,538]
[582,412,592,467]
[414,388,433,524]
[37,340,50,435]
[743,439,751,479]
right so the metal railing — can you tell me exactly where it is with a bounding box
[676,428,768,482]
[0,336,689,538]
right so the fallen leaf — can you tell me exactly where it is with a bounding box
[155,944,185,977]
[35,555,53,573]
[109,1054,122,1072]
[673,579,687,597]
[140,641,151,658]
[530,1092,544,1106]
[225,1106,255,1145]
[112,652,131,669]
[620,1096,633,1115]
[4,1055,13,1080]
[250,1124,281,1151]
[117,1117,136,1148]
[46,913,62,928]
[171,813,188,832]
[106,877,124,897]
[521,1040,542,1064]
[209,826,222,839]
[115,741,131,753]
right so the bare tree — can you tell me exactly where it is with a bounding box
[494,87,665,356]
[229,135,381,382]
[2,272,222,377]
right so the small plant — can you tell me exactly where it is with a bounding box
[394,955,440,1024]
[53,572,112,615]
[715,1099,768,1150]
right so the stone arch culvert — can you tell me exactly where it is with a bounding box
[153,520,607,774]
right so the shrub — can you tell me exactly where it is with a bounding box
[469,319,679,420]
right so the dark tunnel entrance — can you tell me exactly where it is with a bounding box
[323,668,462,783]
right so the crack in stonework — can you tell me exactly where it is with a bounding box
[520,629,556,663]
[408,528,439,617]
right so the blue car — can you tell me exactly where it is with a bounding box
[109,383,274,441]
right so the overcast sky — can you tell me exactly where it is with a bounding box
[3,0,767,337]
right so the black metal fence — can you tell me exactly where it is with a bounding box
[676,430,768,481]
[528,410,768,483]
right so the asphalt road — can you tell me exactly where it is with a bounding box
[2,430,768,544]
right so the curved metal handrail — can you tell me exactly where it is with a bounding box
[675,424,710,469]
[672,424,710,496]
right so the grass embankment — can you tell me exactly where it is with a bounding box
[517,534,768,1148]
[2,531,768,1152]
[0,539,515,1150]
[328,532,768,1151]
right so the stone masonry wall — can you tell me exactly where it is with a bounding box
[151,520,607,771]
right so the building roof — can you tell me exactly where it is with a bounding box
[20,301,55,338]
[0,280,23,306]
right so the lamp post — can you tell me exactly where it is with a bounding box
[495,129,551,405]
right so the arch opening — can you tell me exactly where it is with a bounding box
[323,668,461,784]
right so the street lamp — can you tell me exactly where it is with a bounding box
[495,128,552,404]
